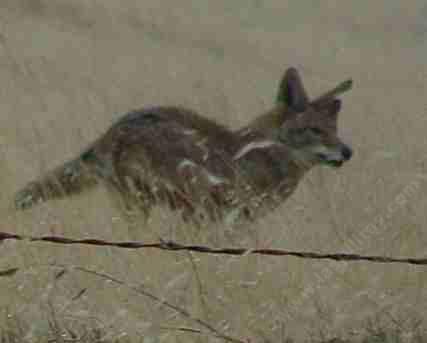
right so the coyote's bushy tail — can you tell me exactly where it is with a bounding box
[15,153,99,210]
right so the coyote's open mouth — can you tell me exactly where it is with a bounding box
[325,159,344,168]
[316,153,345,168]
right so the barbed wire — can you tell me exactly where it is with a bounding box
[1,231,426,266]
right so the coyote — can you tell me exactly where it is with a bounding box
[15,68,353,225]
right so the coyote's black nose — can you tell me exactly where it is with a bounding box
[341,146,353,161]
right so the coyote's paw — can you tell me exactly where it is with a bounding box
[14,183,42,210]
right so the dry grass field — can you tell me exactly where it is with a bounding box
[1,0,427,341]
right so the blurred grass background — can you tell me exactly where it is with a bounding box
[1,0,427,341]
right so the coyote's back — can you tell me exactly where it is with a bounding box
[15,67,353,225]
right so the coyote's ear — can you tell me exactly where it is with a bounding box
[276,68,309,112]
[311,79,353,108]
[276,67,309,112]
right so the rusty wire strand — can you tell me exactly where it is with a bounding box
[1,231,426,266]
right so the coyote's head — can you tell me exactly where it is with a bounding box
[276,68,353,168]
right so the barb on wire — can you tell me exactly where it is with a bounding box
[1,231,427,266]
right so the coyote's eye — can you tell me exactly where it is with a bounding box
[295,128,309,134]
[295,127,323,135]
[308,127,323,135]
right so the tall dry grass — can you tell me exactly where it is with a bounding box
[1,0,427,341]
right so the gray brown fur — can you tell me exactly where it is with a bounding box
[15,68,353,225]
